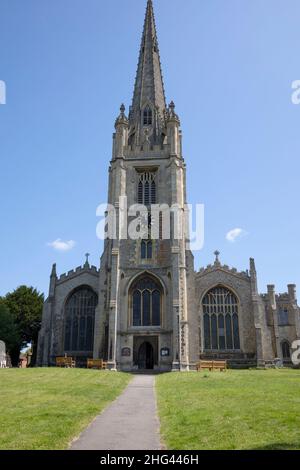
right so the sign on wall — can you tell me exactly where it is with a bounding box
[160,347,170,357]
[121,347,131,357]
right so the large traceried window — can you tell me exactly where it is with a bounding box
[64,287,98,352]
[203,286,240,351]
[137,171,156,206]
[131,276,162,327]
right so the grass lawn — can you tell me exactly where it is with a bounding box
[0,368,131,450]
[156,369,300,450]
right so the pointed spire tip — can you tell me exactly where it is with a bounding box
[130,0,166,132]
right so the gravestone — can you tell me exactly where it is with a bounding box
[0,340,6,368]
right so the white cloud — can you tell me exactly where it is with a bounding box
[226,228,247,243]
[47,239,76,252]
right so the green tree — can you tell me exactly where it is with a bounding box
[0,301,20,355]
[5,286,44,366]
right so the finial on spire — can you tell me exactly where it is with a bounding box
[168,100,180,123]
[84,253,90,267]
[250,258,258,293]
[250,257,256,273]
[115,103,128,128]
[214,250,221,265]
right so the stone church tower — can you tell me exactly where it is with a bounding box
[94,0,195,371]
[37,0,300,370]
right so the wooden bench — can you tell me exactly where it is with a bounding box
[197,360,227,372]
[87,359,107,370]
[56,356,76,368]
[56,357,66,367]
[197,360,213,371]
[212,360,227,371]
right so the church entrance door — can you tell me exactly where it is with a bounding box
[138,342,154,370]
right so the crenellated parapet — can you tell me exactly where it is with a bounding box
[120,144,170,159]
[197,263,249,280]
[57,264,99,285]
[261,287,298,304]
[276,293,290,302]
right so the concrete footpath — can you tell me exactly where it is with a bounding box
[70,374,161,450]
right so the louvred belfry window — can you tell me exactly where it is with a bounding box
[141,239,153,259]
[143,106,153,126]
[203,286,240,351]
[137,171,157,205]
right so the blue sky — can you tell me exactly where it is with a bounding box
[0,0,300,297]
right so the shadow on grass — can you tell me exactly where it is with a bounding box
[250,442,300,450]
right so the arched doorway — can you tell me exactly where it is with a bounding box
[138,342,154,370]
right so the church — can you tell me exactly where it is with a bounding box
[37,0,300,371]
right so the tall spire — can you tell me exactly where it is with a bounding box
[129,0,167,145]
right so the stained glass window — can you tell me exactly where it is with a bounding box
[143,291,151,326]
[152,291,161,326]
[64,287,98,352]
[133,291,142,326]
[202,286,240,351]
[233,314,240,350]
[218,314,226,350]
[131,276,162,327]
[225,314,233,350]
[211,314,218,349]
[204,314,211,349]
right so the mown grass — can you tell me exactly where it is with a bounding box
[0,368,131,450]
[156,369,300,450]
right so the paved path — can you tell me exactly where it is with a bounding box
[70,375,161,450]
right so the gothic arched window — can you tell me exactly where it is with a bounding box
[130,276,162,327]
[281,341,291,359]
[64,287,98,352]
[128,131,136,148]
[143,106,152,126]
[137,171,157,205]
[202,286,240,351]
